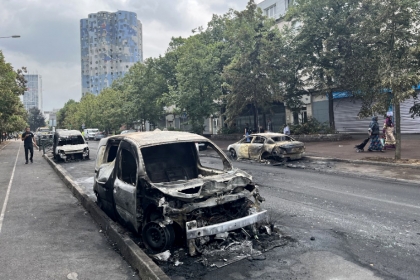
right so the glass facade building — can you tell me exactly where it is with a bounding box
[80,10,143,96]
[23,74,42,111]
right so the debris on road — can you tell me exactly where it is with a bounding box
[151,250,171,261]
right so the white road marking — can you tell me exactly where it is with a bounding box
[0,142,21,234]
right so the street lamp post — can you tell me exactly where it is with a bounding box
[0,35,21,39]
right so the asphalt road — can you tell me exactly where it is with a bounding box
[60,141,420,280]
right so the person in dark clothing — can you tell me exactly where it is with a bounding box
[21,127,38,164]
[368,116,383,152]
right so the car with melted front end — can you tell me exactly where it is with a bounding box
[93,131,267,254]
[52,130,89,161]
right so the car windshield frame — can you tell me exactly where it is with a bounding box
[57,135,85,146]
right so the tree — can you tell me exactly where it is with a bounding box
[96,88,125,134]
[162,36,223,133]
[117,58,167,129]
[223,0,283,130]
[56,99,79,129]
[0,50,27,141]
[286,0,363,130]
[355,0,420,159]
[27,107,46,131]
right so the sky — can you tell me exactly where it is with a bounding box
[0,0,264,112]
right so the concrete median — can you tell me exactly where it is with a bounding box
[43,154,170,280]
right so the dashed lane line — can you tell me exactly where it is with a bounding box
[0,142,21,234]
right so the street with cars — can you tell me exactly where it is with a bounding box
[57,138,420,280]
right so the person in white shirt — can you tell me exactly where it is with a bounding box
[283,124,290,135]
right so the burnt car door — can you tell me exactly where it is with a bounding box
[113,140,139,231]
[236,137,252,159]
[248,136,266,159]
[94,138,121,218]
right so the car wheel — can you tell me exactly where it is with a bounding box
[229,148,237,160]
[142,221,175,253]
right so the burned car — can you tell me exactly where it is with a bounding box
[52,130,89,161]
[93,131,267,254]
[228,133,305,162]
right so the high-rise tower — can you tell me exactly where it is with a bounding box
[80,10,143,96]
[23,74,42,111]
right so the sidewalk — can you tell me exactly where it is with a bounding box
[212,134,420,164]
[0,141,138,280]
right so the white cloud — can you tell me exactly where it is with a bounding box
[0,0,255,111]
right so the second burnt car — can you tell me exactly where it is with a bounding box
[93,131,267,254]
[52,130,89,161]
[227,133,305,162]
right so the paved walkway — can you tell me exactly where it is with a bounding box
[0,141,138,280]
[212,134,420,162]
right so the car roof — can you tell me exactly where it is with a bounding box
[55,130,83,137]
[107,131,209,147]
[249,133,287,137]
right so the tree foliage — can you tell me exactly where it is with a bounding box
[0,51,28,141]
[223,1,284,130]
[27,107,46,131]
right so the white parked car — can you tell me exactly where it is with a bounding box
[83,128,99,140]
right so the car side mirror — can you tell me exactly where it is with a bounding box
[86,141,89,144]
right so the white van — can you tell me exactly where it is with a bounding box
[83,128,99,140]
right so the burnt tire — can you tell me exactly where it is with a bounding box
[229,149,237,160]
[142,221,175,253]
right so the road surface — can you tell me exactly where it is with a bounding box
[61,141,420,280]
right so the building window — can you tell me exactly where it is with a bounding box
[265,4,276,18]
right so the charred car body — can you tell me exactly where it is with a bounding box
[53,130,89,161]
[228,133,305,162]
[93,131,267,254]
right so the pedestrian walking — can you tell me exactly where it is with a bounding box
[383,113,396,149]
[368,116,383,152]
[283,124,290,135]
[267,119,272,132]
[21,127,38,164]
[245,123,251,142]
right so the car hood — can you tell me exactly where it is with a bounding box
[151,169,253,202]
[57,144,88,152]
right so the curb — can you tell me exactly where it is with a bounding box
[304,155,420,169]
[43,155,170,280]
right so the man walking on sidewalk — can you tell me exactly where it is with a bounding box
[21,127,38,164]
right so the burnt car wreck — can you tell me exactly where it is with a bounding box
[93,131,268,256]
[228,133,305,163]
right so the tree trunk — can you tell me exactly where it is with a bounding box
[262,113,267,132]
[394,101,401,160]
[252,104,258,132]
[328,90,335,131]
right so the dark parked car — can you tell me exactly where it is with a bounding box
[93,131,267,254]
[94,132,106,141]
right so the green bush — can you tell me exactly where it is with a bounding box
[218,126,241,135]
[288,118,336,135]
